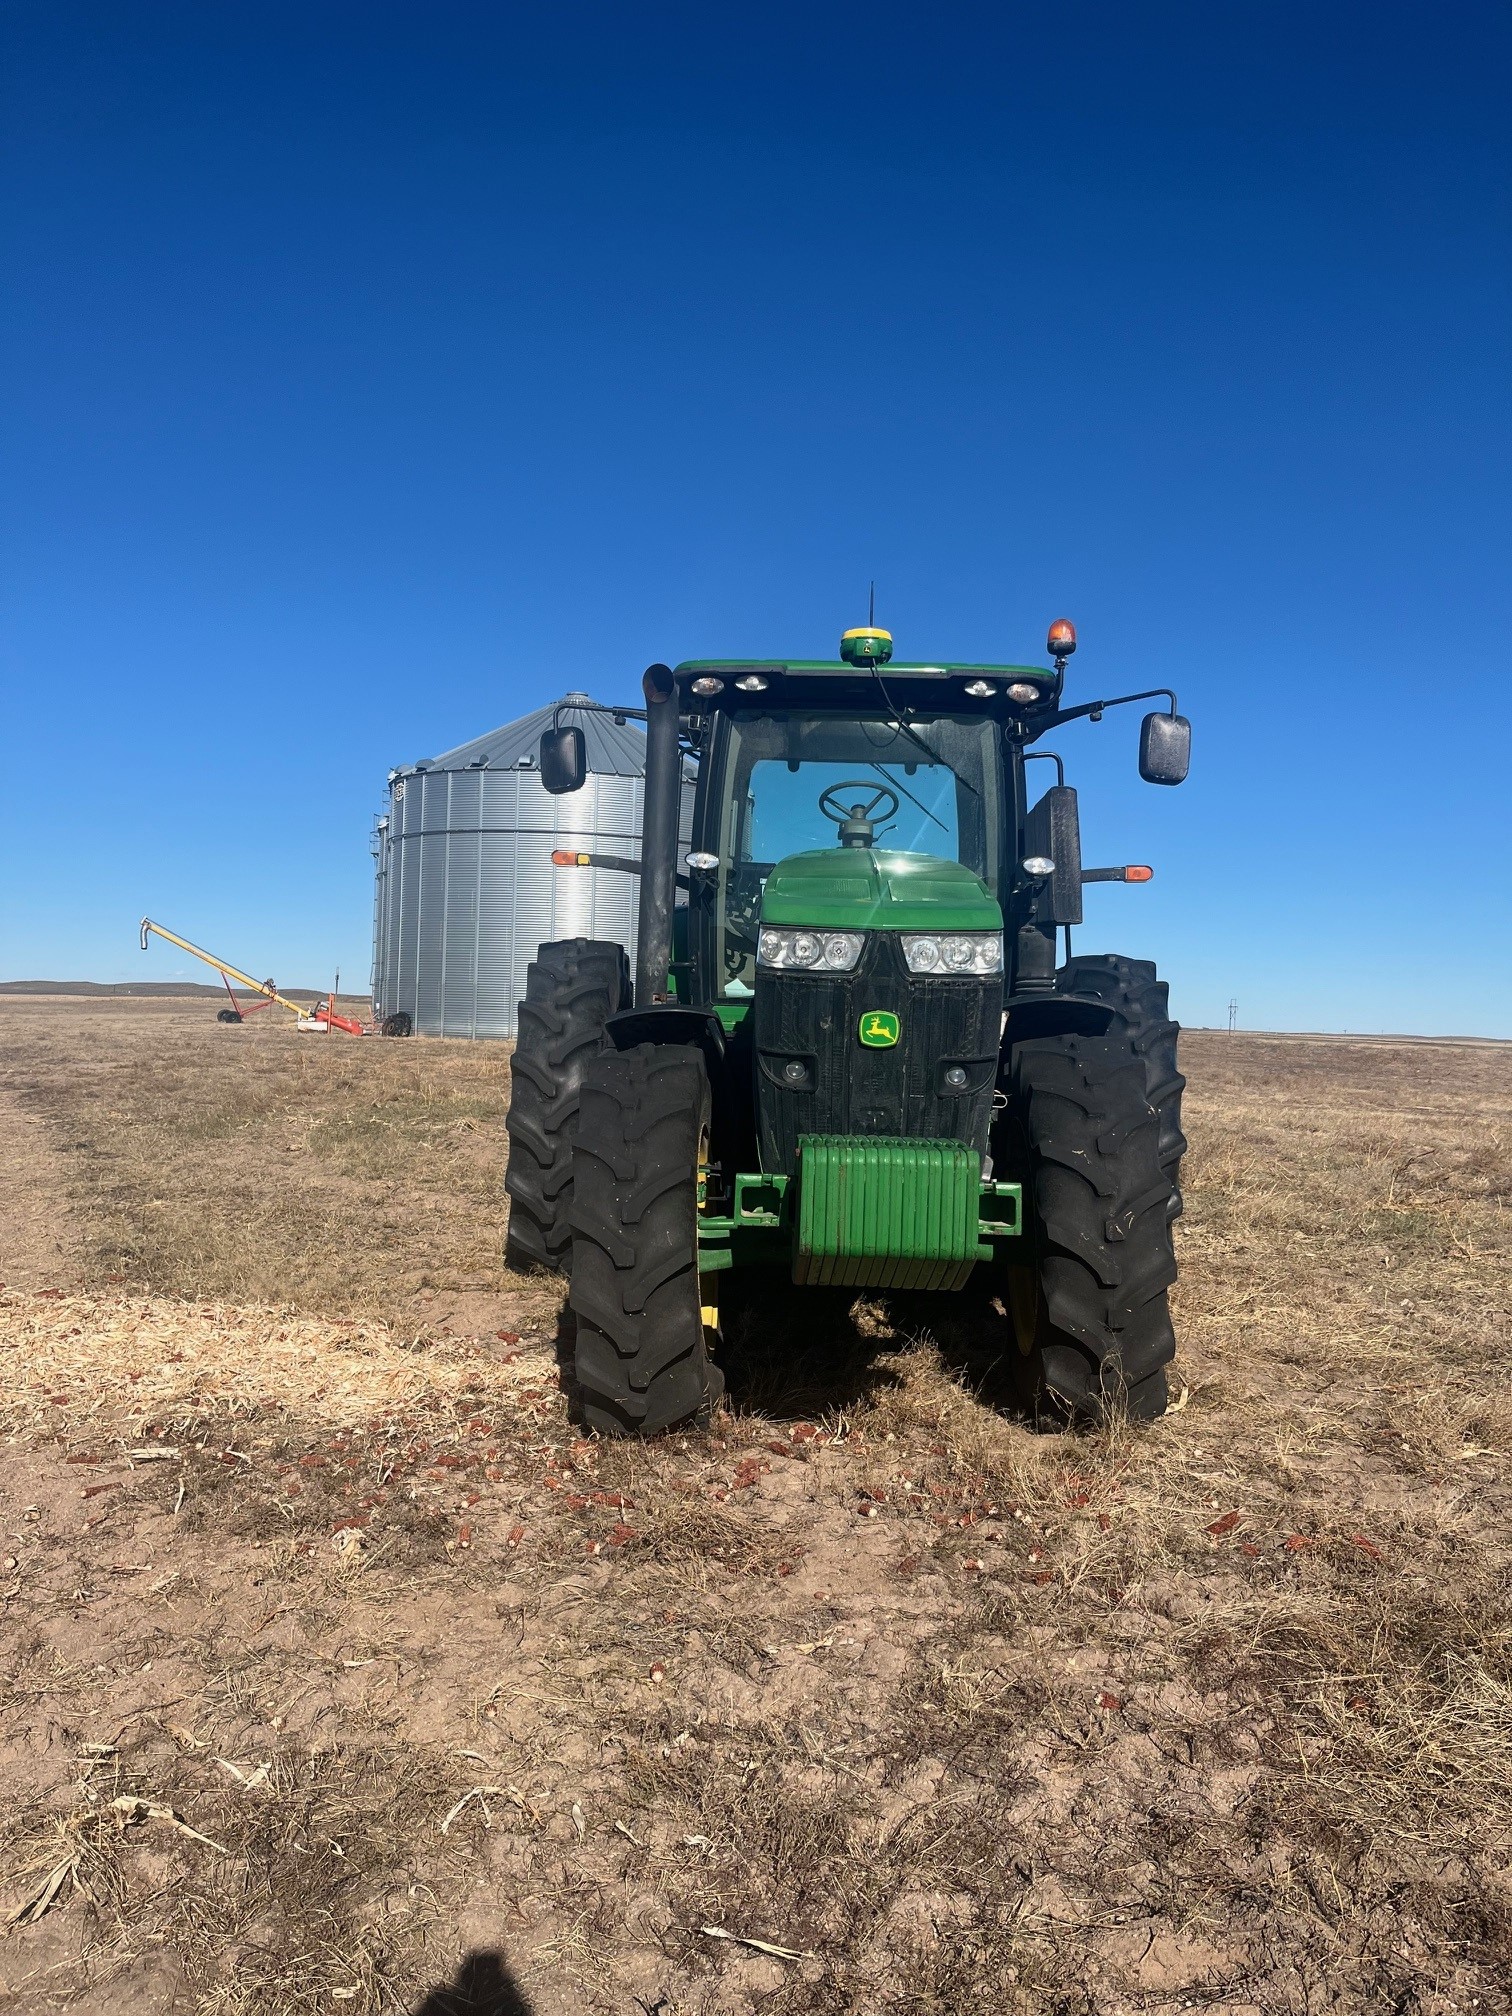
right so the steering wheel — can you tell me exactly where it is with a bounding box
[817,780,900,849]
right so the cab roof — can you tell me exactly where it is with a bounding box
[674,659,1051,681]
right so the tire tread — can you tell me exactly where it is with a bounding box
[568,1043,713,1435]
[503,939,628,1273]
[1011,1008,1180,1422]
[1059,953,1188,1220]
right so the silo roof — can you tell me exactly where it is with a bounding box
[414,694,646,777]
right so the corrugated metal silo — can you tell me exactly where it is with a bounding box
[372,694,653,1039]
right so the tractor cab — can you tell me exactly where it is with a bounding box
[686,697,1006,1005]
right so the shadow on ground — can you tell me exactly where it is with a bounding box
[552,1266,1039,1427]
[724,1272,1038,1422]
[409,1951,534,2016]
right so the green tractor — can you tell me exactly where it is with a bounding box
[504,620,1191,1435]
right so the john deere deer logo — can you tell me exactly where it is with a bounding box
[859,1010,900,1048]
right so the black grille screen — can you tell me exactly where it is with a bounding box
[752,936,1002,1176]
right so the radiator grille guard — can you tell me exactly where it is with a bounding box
[795,1135,987,1291]
[753,939,1003,1177]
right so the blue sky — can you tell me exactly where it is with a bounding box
[2,2,1508,1033]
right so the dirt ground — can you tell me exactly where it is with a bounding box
[1,995,1509,2016]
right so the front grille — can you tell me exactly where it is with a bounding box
[753,934,1002,1176]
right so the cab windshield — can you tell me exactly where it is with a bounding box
[701,710,1003,998]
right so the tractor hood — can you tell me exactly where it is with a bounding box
[759,849,1002,933]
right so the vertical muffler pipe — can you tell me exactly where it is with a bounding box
[635,662,680,1008]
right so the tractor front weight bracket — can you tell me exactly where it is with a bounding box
[697,1171,791,1274]
[698,1144,1023,1290]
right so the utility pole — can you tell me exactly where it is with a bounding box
[1227,998,1238,1034]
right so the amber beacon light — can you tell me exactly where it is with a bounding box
[1047,619,1077,665]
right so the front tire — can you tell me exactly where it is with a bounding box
[1004,1016,1178,1423]
[504,939,629,1274]
[568,1043,718,1437]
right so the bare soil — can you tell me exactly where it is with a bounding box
[0,996,1509,2016]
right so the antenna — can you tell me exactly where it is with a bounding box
[868,580,875,627]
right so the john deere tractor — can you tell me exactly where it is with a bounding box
[503,621,1191,1435]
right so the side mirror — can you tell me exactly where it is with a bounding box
[539,725,587,795]
[1139,711,1191,786]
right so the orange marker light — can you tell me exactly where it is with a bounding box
[551,850,590,867]
[1125,864,1153,882]
[1047,618,1077,659]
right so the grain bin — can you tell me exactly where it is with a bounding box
[372,694,653,1039]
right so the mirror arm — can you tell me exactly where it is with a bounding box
[550,699,648,731]
[1032,687,1179,738]
[553,849,689,891]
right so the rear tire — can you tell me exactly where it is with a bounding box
[504,939,629,1274]
[216,1008,243,1024]
[1003,1018,1178,1424]
[380,1011,413,1038]
[1059,954,1186,1219]
[568,1043,717,1437]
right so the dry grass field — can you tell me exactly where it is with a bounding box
[1,995,1509,2016]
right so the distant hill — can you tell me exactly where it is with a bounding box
[0,980,363,1003]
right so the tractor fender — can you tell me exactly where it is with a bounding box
[605,1005,726,1083]
[1002,992,1119,1044]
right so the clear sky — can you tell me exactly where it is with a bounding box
[3,2,1508,1033]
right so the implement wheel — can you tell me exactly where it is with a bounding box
[1002,995,1181,1424]
[568,1042,720,1436]
[504,939,629,1274]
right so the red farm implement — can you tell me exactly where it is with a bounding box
[138,917,374,1034]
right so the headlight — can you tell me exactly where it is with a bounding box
[901,932,1003,975]
[757,927,865,973]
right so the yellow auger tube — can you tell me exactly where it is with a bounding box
[139,917,307,1018]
